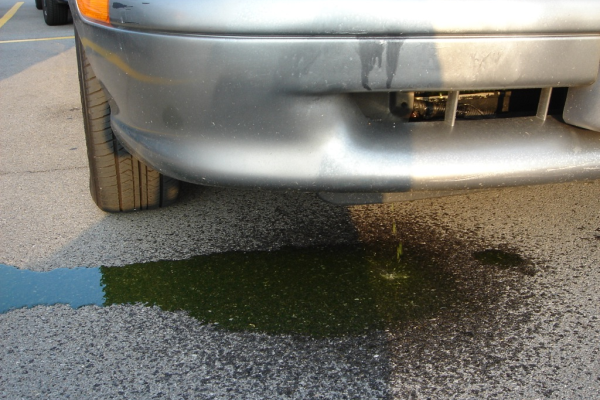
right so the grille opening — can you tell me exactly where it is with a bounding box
[352,88,568,122]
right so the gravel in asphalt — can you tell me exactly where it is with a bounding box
[1,2,599,398]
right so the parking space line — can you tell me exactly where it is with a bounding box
[0,36,75,44]
[0,2,24,29]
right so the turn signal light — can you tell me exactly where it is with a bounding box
[76,0,110,24]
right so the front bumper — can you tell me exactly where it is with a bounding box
[72,0,600,192]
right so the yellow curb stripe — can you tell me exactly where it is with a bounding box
[0,36,75,44]
[0,2,24,29]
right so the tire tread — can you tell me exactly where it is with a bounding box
[43,0,69,26]
[76,31,179,212]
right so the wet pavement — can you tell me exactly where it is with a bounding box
[2,1,600,399]
[3,242,530,336]
[2,180,599,399]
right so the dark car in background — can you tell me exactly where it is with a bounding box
[37,0,70,26]
[70,0,600,212]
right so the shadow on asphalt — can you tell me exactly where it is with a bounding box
[4,182,537,339]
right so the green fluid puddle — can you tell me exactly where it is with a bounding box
[2,245,463,336]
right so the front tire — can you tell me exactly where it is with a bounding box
[35,0,42,10]
[42,0,69,25]
[75,31,179,212]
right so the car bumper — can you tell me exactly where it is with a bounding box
[71,0,600,192]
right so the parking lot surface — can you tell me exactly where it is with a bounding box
[1,2,599,398]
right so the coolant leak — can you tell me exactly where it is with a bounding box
[0,244,463,337]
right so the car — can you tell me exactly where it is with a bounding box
[38,0,70,26]
[69,0,600,212]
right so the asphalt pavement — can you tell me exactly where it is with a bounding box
[1,1,599,399]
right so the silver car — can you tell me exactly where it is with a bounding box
[70,0,600,212]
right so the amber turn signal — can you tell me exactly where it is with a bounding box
[76,0,110,24]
